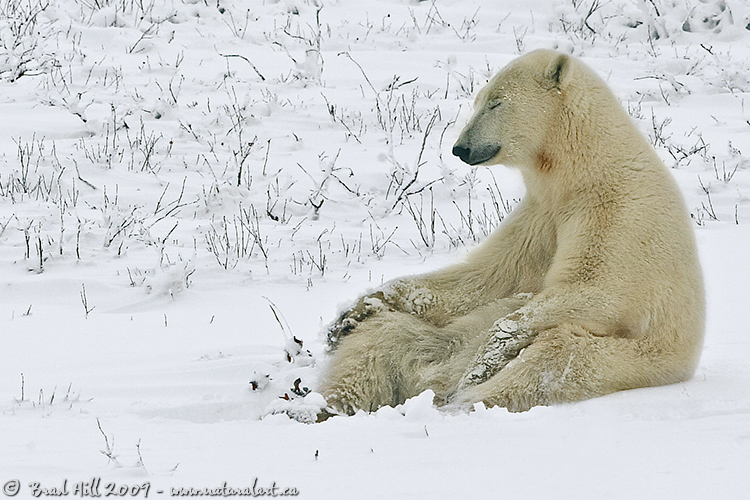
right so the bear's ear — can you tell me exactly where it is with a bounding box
[543,53,571,90]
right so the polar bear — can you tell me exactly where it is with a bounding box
[318,49,704,416]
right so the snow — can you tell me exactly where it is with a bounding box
[1,0,749,497]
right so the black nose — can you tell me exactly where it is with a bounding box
[452,144,471,163]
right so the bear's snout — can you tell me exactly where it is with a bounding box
[452,144,472,163]
[452,142,500,166]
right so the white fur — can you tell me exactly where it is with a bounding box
[319,49,704,415]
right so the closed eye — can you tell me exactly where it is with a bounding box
[488,100,502,110]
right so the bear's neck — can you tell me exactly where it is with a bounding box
[523,105,655,207]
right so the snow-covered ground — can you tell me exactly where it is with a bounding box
[1,0,749,497]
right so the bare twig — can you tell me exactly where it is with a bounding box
[218,53,266,81]
[80,283,95,318]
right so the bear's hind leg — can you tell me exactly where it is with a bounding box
[454,325,696,412]
[320,311,451,414]
[319,295,533,415]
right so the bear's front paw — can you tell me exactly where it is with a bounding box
[456,310,537,390]
[326,291,390,349]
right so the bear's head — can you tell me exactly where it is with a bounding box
[452,49,576,169]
